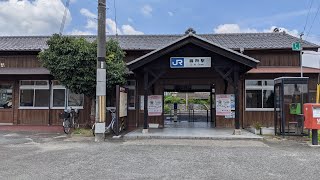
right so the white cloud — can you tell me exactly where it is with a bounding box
[106,18,121,35]
[122,25,144,35]
[79,8,143,35]
[141,4,153,17]
[85,19,97,30]
[214,24,258,33]
[80,8,97,19]
[0,0,72,35]
[213,24,300,37]
[168,11,174,16]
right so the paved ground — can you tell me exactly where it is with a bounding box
[1,131,320,180]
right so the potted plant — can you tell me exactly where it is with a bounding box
[254,122,262,135]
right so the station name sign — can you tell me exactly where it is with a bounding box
[170,57,211,68]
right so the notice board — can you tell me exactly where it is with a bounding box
[216,94,235,117]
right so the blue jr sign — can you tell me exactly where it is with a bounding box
[170,58,184,68]
[170,57,211,68]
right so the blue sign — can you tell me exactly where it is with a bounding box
[170,57,211,68]
[170,58,184,68]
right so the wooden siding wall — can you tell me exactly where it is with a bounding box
[0,78,92,126]
[245,50,300,67]
[124,50,152,63]
[243,73,318,128]
[0,55,41,68]
[0,109,13,123]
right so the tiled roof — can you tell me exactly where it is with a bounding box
[0,32,318,51]
[247,67,320,74]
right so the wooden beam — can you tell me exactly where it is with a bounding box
[222,68,233,80]
[233,66,240,129]
[143,71,148,129]
[147,70,166,89]
[214,67,234,85]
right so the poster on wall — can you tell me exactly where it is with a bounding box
[119,91,128,117]
[225,111,235,119]
[216,94,235,116]
[148,95,163,116]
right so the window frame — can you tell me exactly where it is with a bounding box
[19,80,84,110]
[51,83,84,109]
[19,80,50,109]
[245,79,274,111]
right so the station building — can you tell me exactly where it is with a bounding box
[0,32,319,133]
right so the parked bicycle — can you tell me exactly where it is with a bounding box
[59,107,79,134]
[92,107,117,136]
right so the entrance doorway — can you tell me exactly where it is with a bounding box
[0,81,14,124]
[163,84,215,128]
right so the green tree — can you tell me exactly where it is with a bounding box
[38,34,126,120]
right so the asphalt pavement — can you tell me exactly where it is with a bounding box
[0,131,320,180]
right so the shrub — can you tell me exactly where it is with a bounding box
[164,96,185,104]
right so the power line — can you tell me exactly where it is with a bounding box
[59,0,70,34]
[114,0,118,37]
[302,0,314,34]
[306,0,320,40]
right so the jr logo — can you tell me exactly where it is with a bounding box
[170,58,184,68]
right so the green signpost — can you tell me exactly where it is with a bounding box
[292,42,302,51]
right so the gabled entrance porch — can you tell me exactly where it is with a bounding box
[127,33,259,134]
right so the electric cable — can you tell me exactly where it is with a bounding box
[60,0,70,34]
[306,1,320,40]
[302,0,314,34]
[114,0,118,37]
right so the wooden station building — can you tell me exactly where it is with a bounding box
[0,32,319,133]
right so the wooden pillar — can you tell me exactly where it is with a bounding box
[143,71,148,131]
[234,67,240,130]
[48,79,52,126]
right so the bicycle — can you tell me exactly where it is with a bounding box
[59,107,79,134]
[92,108,117,136]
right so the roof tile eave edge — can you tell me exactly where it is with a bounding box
[127,34,193,68]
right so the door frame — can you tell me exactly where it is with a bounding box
[0,81,14,124]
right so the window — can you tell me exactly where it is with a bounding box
[19,80,84,109]
[20,80,50,108]
[0,84,13,109]
[245,80,274,111]
[51,81,84,108]
[125,80,136,110]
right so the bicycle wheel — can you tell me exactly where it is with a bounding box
[92,124,95,136]
[74,118,79,129]
[110,120,117,135]
[63,119,71,134]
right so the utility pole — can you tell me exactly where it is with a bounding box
[95,0,107,142]
[300,33,304,77]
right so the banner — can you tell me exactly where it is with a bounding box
[119,91,127,117]
[148,95,163,116]
[216,94,235,116]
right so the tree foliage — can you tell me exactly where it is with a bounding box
[164,96,186,104]
[38,34,126,98]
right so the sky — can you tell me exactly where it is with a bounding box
[1,0,320,44]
